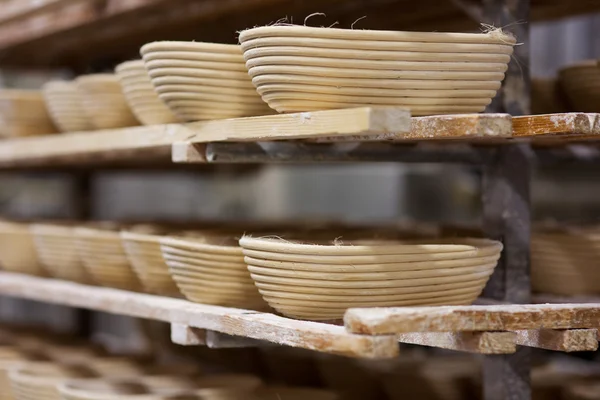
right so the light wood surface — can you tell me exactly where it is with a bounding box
[515,329,599,352]
[397,331,516,354]
[0,272,398,358]
[345,304,600,334]
[513,113,600,139]
[0,107,410,167]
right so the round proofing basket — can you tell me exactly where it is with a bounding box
[238,236,502,320]
[42,82,93,133]
[531,231,600,295]
[74,227,142,291]
[30,224,92,283]
[120,231,181,296]
[0,221,46,276]
[75,74,140,129]
[9,363,98,400]
[58,376,199,400]
[0,90,57,137]
[141,41,269,121]
[115,60,179,126]
[258,387,338,400]
[160,236,267,309]
[559,61,600,113]
[238,26,515,115]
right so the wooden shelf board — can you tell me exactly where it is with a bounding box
[344,304,600,335]
[1,112,600,168]
[0,272,399,358]
[515,328,599,352]
[0,107,410,168]
[397,331,517,354]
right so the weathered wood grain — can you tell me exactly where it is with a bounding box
[515,329,598,352]
[397,331,516,354]
[314,113,512,142]
[0,272,398,358]
[513,113,599,138]
[345,304,600,335]
[0,107,409,167]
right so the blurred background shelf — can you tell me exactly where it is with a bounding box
[0,0,597,67]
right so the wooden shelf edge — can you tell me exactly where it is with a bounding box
[2,112,600,168]
[0,272,398,359]
[0,107,410,167]
[344,304,600,335]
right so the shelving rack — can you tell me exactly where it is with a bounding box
[0,1,598,400]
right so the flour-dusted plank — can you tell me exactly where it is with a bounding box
[513,113,599,138]
[515,329,598,352]
[0,107,409,167]
[313,113,511,142]
[0,272,398,358]
[344,304,600,335]
[398,331,516,354]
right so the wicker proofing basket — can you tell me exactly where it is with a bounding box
[58,376,200,400]
[74,226,143,291]
[238,26,516,115]
[115,60,179,126]
[9,362,98,400]
[0,221,46,276]
[239,235,502,320]
[160,234,268,310]
[120,230,181,296]
[30,224,93,284]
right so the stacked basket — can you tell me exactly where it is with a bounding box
[531,227,600,296]
[121,228,181,296]
[238,26,516,115]
[115,60,179,126]
[160,234,268,309]
[58,375,199,400]
[559,61,600,113]
[30,223,92,284]
[239,236,502,320]
[0,90,56,138]
[140,41,271,121]
[9,363,98,400]
[75,74,139,129]
[74,226,142,291]
[42,82,93,133]
[0,221,46,276]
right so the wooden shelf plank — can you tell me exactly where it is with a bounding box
[0,272,398,358]
[4,111,600,169]
[311,113,513,142]
[0,107,409,167]
[344,304,600,335]
[171,324,274,348]
[515,329,598,352]
[397,331,516,354]
[513,113,600,139]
